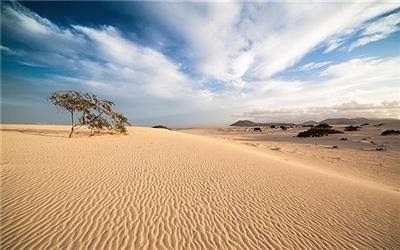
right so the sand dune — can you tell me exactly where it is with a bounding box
[181,123,400,189]
[1,125,399,249]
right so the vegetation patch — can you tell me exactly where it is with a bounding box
[315,123,332,128]
[297,127,343,137]
[49,90,129,138]
[152,125,171,130]
[280,125,288,130]
[344,125,361,131]
[381,129,400,136]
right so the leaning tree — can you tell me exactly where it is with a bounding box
[49,90,130,137]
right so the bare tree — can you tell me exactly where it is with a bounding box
[49,90,129,137]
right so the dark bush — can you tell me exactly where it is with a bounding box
[297,127,343,137]
[280,125,287,130]
[316,123,332,128]
[360,123,369,126]
[374,123,384,127]
[340,137,348,141]
[152,124,171,130]
[254,127,262,132]
[302,125,314,127]
[344,125,361,131]
[270,125,276,129]
[381,130,400,136]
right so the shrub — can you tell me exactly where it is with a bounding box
[340,137,348,141]
[344,125,361,131]
[152,125,171,130]
[270,125,276,129]
[316,123,332,128]
[360,123,369,126]
[253,127,262,132]
[49,90,129,137]
[381,130,400,136]
[280,125,287,130]
[374,123,384,127]
[297,127,343,137]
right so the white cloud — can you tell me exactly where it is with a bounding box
[232,56,400,121]
[294,61,332,71]
[2,2,400,125]
[71,25,196,99]
[348,12,400,51]
[324,39,344,53]
[234,101,400,122]
[320,57,400,87]
[0,45,20,55]
[1,2,201,102]
[146,2,399,82]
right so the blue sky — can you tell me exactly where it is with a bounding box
[1,1,399,127]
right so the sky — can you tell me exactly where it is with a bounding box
[1,1,400,127]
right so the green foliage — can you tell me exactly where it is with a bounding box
[297,127,343,137]
[49,90,130,137]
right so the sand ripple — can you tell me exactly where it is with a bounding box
[1,125,399,249]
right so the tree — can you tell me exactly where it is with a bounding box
[49,90,129,137]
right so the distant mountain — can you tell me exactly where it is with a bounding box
[318,118,371,125]
[230,120,257,126]
[230,120,295,127]
[230,118,398,127]
[258,122,296,127]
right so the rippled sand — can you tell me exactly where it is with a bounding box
[1,125,399,249]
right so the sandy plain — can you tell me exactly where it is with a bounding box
[1,124,399,249]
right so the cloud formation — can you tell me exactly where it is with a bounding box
[233,56,400,121]
[1,2,399,126]
[146,2,399,82]
[234,101,400,122]
[293,61,332,71]
[1,3,200,102]
[348,11,400,51]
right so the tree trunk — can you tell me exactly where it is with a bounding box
[69,111,74,138]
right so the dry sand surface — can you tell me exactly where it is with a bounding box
[181,121,400,190]
[1,124,399,249]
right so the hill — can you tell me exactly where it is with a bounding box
[231,118,399,127]
[300,120,318,126]
[318,118,370,125]
[230,120,257,126]
[230,120,295,127]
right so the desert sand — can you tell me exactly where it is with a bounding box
[181,121,400,189]
[1,124,399,249]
